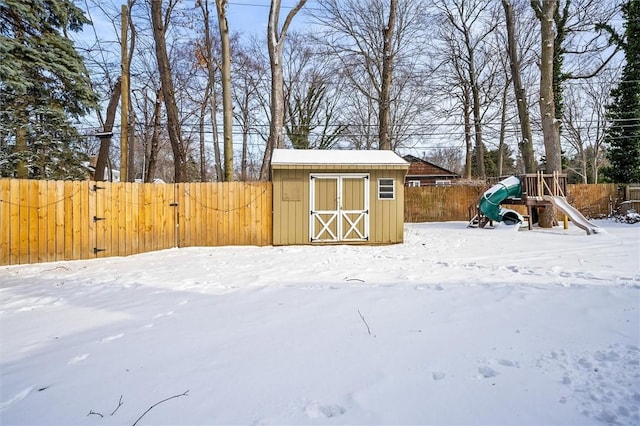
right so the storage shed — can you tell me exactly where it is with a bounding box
[271,149,409,245]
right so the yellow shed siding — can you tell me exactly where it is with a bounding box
[272,165,407,245]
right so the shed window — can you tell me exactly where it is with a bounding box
[408,180,420,187]
[378,178,395,200]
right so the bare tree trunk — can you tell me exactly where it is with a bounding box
[469,59,485,179]
[145,87,163,183]
[120,4,129,182]
[533,0,561,228]
[95,78,122,181]
[463,87,473,180]
[379,0,397,150]
[198,0,223,180]
[498,81,508,177]
[580,145,587,184]
[503,0,536,173]
[533,0,562,174]
[241,88,250,181]
[215,0,234,181]
[126,1,137,182]
[260,0,308,181]
[127,106,136,180]
[151,0,187,182]
[199,101,207,182]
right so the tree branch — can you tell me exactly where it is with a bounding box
[358,309,373,336]
[110,394,124,416]
[132,390,189,426]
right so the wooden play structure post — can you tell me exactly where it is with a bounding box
[503,172,568,229]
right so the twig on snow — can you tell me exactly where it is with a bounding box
[87,410,104,418]
[358,309,373,336]
[110,395,124,416]
[346,277,365,282]
[131,390,189,426]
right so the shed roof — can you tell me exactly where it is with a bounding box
[271,149,409,168]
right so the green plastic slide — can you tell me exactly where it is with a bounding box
[478,176,523,225]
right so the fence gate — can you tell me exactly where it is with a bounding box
[309,174,369,242]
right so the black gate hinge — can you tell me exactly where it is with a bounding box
[93,216,106,222]
[93,247,106,255]
[92,184,105,191]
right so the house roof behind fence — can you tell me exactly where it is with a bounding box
[271,149,409,167]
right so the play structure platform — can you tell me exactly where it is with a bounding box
[469,172,600,235]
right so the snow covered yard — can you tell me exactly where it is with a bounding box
[1,220,639,425]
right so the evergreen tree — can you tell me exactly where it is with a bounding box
[0,0,97,179]
[602,0,640,183]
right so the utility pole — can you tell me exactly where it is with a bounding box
[120,4,129,182]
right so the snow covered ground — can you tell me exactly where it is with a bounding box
[1,220,639,425]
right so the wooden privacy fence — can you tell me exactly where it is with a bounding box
[405,185,487,222]
[0,179,622,266]
[0,179,272,265]
[405,183,619,223]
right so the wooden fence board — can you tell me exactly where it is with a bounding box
[9,180,20,264]
[103,181,114,257]
[54,181,65,262]
[37,180,48,263]
[0,180,10,264]
[46,181,56,263]
[27,180,39,264]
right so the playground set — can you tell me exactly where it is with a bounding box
[469,171,600,235]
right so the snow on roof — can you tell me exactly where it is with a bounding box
[271,149,409,166]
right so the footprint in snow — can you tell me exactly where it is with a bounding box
[497,359,519,368]
[476,366,498,379]
[67,353,89,365]
[304,402,346,419]
[99,333,124,343]
[432,371,446,381]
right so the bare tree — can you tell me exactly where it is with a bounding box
[310,0,431,152]
[232,38,268,180]
[151,0,188,182]
[196,0,223,180]
[434,0,502,179]
[532,0,561,174]
[94,78,121,181]
[531,0,561,228]
[259,0,308,181]
[279,32,347,150]
[552,0,622,121]
[426,147,464,176]
[562,69,617,183]
[214,0,233,181]
[502,0,536,173]
[379,0,398,150]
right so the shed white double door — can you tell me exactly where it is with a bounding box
[309,174,369,242]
